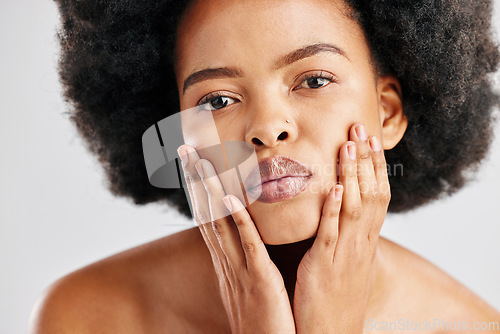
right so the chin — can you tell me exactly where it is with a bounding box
[248,195,323,245]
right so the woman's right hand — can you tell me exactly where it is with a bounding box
[177,144,296,334]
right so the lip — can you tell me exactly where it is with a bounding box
[244,155,313,203]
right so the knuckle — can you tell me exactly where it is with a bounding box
[366,192,379,205]
[187,167,202,182]
[232,218,243,229]
[379,181,391,194]
[380,190,391,204]
[242,241,256,254]
[211,221,225,235]
[348,203,363,221]
[365,190,391,206]
[325,207,340,219]
[247,280,266,297]
[322,234,338,248]
[359,150,371,160]
[232,214,246,228]
[374,159,387,171]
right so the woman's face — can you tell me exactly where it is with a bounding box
[175,0,394,244]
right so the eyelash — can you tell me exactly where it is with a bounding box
[198,92,230,107]
[197,71,337,109]
[293,71,336,91]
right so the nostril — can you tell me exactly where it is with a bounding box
[277,131,288,140]
[252,138,263,145]
[251,131,288,146]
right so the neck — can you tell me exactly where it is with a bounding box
[264,236,316,305]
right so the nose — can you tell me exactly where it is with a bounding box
[244,100,298,149]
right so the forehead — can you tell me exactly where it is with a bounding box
[175,0,370,80]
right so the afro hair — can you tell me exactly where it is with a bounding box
[53,0,500,220]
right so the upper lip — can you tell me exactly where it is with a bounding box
[245,155,313,190]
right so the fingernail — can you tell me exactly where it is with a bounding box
[355,124,368,141]
[347,142,356,160]
[334,185,343,201]
[369,136,381,152]
[223,196,233,212]
[177,146,189,167]
[195,162,204,178]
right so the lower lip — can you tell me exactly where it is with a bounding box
[247,175,312,203]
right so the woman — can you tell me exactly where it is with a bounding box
[30,0,500,332]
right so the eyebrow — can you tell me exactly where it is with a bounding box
[182,43,348,94]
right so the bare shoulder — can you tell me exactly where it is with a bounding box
[28,227,221,334]
[377,237,500,331]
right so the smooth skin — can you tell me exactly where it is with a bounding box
[174,0,406,246]
[28,0,500,333]
[177,121,391,333]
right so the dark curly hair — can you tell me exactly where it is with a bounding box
[53,0,499,220]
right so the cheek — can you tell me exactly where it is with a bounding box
[213,114,245,143]
[180,108,225,150]
[334,75,380,131]
[300,86,378,139]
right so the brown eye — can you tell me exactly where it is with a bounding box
[198,94,238,111]
[208,96,229,110]
[293,71,336,91]
[298,76,332,89]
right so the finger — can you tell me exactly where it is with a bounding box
[223,195,269,272]
[196,159,245,268]
[179,166,222,265]
[178,145,228,270]
[195,159,230,222]
[309,185,343,264]
[177,145,211,225]
[368,136,391,196]
[336,140,365,262]
[368,136,391,236]
[349,123,377,198]
[338,141,361,224]
[180,162,225,276]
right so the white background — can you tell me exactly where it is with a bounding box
[1,1,499,333]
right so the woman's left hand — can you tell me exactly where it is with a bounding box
[293,123,391,334]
